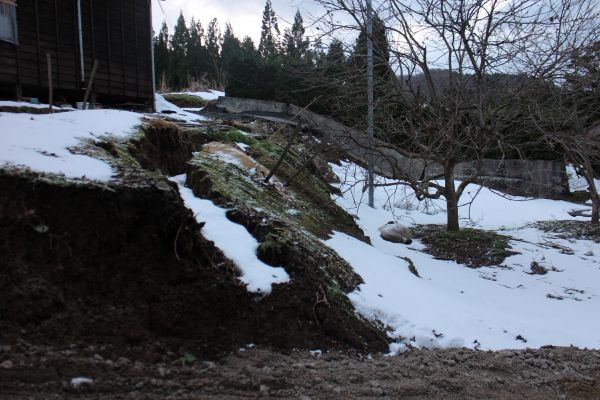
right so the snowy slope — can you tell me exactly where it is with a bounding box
[0,110,141,180]
[170,174,289,294]
[326,162,600,351]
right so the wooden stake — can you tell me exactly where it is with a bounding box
[46,53,53,113]
[83,59,99,110]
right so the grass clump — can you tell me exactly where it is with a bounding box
[162,94,208,108]
[414,225,516,267]
[535,220,600,243]
[207,129,258,146]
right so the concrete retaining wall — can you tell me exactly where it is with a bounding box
[216,97,569,198]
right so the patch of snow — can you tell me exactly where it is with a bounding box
[154,93,207,123]
[182,107,204,112]
[0,100,74,110]
[210,150,248,168]
[0,109,142,180]
[566,164,600,192]
[180,90,225,101]
[325,161,600,351]
[236,142,249,151]
[170,174,289,294]
[70,377,94,388]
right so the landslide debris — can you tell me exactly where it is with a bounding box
[0,117,388,358]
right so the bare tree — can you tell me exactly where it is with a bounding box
[312,0,598,231]
[527,41,600,224]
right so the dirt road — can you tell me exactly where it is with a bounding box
[1,342,599,399]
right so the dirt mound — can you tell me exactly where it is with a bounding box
[0,171,253,356]
[0,167,387,356]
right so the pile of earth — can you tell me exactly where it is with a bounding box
[0,118,387,360]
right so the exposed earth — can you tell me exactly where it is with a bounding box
[1,343,599,399]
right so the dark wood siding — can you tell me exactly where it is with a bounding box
[0,0,153,106]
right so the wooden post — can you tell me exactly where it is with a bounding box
[83,59,99,110]
[46,53,53,113]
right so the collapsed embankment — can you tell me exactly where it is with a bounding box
[0,120,388,357]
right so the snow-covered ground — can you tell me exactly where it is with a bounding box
[0,100,74,110]
[154,94,207,124]
[567,164,600,194]
[170,174,289,294]
[179,89,225,101]
[0,109,141,180]
[326,162,600,351]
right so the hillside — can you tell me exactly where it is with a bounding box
[1,94,600,398]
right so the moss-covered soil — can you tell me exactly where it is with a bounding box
[162,94,210,108]
[414,225,517,267]
[534,220,600,243]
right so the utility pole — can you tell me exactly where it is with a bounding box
[366,0,375,208]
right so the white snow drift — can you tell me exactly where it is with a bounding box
[0,109,141,181]
[170,174,290,294]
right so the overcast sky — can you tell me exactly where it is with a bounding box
[151,0,325,43]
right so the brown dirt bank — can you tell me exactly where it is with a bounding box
[0,168,386,358]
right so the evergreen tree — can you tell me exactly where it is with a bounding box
[226,36,261,98]
[310,37,326,67]
[351,15,392,80]
[170,12,191,89]
[221,23,241,74]
[258,0,280,59]
[241,36,258,56]
[204,18,222,81]
[154,22,170,88]
[187,18,208,81]
[326,39,345,67]
[283,10,309,60]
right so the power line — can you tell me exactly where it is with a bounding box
[155,0,174,31]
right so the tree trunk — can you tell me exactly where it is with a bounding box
[592,196,599,225]
[445,166,460,231]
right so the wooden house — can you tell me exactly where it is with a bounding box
[0,0,155,108]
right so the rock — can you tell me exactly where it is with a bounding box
[259,384,269,395]
[378,221,413,244]
[70,377,94,389]
[0,360,14,369]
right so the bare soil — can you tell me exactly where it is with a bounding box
[1,344,599,399]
